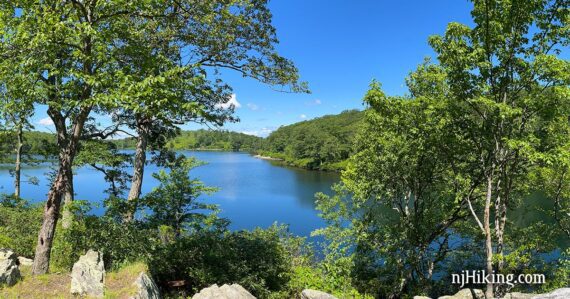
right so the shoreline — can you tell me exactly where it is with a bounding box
[253,154,283,161]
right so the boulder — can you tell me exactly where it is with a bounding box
[17,257,33,267]
[503,288,570,299]
[0,249,20,287]
[192,284,256,299]
[70,250,105,298]
[532,288,570,299]
[503,292,535,299]
[301,289,338,299]
[438,289,484,299]
[130,272,161,299]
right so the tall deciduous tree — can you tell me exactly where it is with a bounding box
[109,0,309,222]
[0,0,306,274]
[428,0,569,296]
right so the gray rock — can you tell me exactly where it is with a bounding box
[414,296,432,299]
[438,289,484,299]
[192,284,256,299]
[17,257,33,267]
[532,288,570,299]
[0,249,20,287]
[70,250,105,298]
[130,272,161,299]
[301,289,338,299]
[503,292,535,299]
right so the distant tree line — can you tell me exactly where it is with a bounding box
[1,110,365,172]
[113,129,265,152]
[0,131,56,163]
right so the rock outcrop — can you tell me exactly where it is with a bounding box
[192,284,256,299]
[0,249,20,287]
[130,272,161,299]
[503,292,535,299]
[70,250,105,298]
[430,288,570,299]
[438,289,484,299]
[301,289,338,299]
[532,288,570,299]
[17,257,33,267]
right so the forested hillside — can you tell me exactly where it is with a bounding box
[113,129,264,152]
[0,131,56,162]
[262,109,364,170]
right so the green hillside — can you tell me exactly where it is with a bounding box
[113,129,264,152]
[262,109,364,170]
[0,131,56,162]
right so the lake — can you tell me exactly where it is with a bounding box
[0,151,340,237]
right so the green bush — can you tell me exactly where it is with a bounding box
[51,201,159,271]
[0,195,43,257]
[148,224,299,299]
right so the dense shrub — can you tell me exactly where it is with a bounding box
[0,195,43,257]
[148,225,297,299]
[51,201,158,271]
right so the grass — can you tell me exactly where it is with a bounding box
[0,262,150,299]
[0,266,72,299]
[104,262,148,299]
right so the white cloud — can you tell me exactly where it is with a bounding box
[300,114,307,119]
[215,94,241,109]
[314,99,322,105]
[37,117,54,126]
[246,103,259,111]
[241,127,274,137]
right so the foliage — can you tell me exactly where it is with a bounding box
[141,155,224,236]
[0,195,42,258]
[263,110,364,170]
[148,224,300,299]
[0,131,56,163]
[51,201,157,272]
[0,0,308,273]
[113,129,264,152]
[316,0,570,296]
[75,140,133,198]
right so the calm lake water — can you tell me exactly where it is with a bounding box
[0,151,339,237]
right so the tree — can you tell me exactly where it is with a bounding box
[97,0,309,222]
[316,82,473,298]
[428,0,569,296]
[142,155,220,238]
[0,0,306,274]
[0,49,37,198]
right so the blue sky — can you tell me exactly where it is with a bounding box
[32,0,474,137]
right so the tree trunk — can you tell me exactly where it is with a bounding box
[14,124,23,198]
[61,165,74,229]
[124,116,150,222]
[31,164,67,274]
[495,197,507,272]
[32,106,91,275]
[484,175,494,299]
